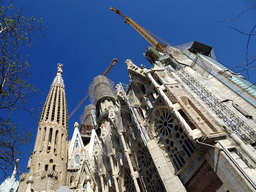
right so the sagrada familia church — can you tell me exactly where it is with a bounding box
[4,38,253,192]
[1,6,256,189]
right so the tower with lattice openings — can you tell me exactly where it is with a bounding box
[18,64,68,192]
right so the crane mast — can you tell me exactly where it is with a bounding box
[110,7,167,53]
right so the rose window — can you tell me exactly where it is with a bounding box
[153,107,195,172]
[154,108,174,137]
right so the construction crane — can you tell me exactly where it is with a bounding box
[68,58,118,120]
[110,7,168,53]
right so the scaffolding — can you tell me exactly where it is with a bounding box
[89,75,116,106]
[80,104,96,126]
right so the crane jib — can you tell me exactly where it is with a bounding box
[110,6,168,53]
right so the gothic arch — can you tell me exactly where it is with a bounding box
[123,166,135,192]
[70,176,74,186]
[134,141,165,192]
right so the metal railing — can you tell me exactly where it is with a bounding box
[176,69,256,143]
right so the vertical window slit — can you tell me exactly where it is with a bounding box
[57,89,61,124]
[43,128,46,141]
[49,128,53,143]
[185,140,194,154]
[173,157,181,170]
[179,155,185,164]
[187,139,195,150]
[62,92,65,127]
[55,130,59,144]
[61,133,64,156]
[174,154,182,168]
[182,145,191,157]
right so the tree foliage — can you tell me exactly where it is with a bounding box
[0,0,45,177]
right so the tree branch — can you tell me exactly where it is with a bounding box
[217,5,256,22]
[228,26,256,36]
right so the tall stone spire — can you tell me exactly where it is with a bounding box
[18,64,68,192]
[40,63,67,127]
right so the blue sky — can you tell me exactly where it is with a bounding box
[1,0,256,181]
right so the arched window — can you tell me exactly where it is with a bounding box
[75,139,79,148]
[70,176,74,185]
[53,165,56,171]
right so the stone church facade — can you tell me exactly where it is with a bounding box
[18,41,256,192]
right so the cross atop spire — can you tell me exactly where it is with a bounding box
[51,63,65,88]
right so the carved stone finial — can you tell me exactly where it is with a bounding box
[28,176,33,181]
[57,63,63,74]
[26,176,34,184]
[74,122,79,129]
[52,63,65,88]
[125,59,133,67]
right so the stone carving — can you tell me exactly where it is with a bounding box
[57,63,63,74]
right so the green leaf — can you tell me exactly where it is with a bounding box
[9,19,13,25]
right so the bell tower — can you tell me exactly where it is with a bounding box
[18,64,68,192]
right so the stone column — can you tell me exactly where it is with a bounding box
[54,87,60,122]
[40,128,46,152]
[109,156,120,192]
[33,127,41,152]
[100,175,105,192]
[48,87,57,122]
[60,133,64,159]
[42,88,53,121]
[25,176,34,192]
[62,134,67,158]
[57,131,62,155]
[59,90,63,128]
[120,133,141,192]
[44,127,50,151]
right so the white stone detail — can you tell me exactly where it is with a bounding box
[51,63,65,88]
